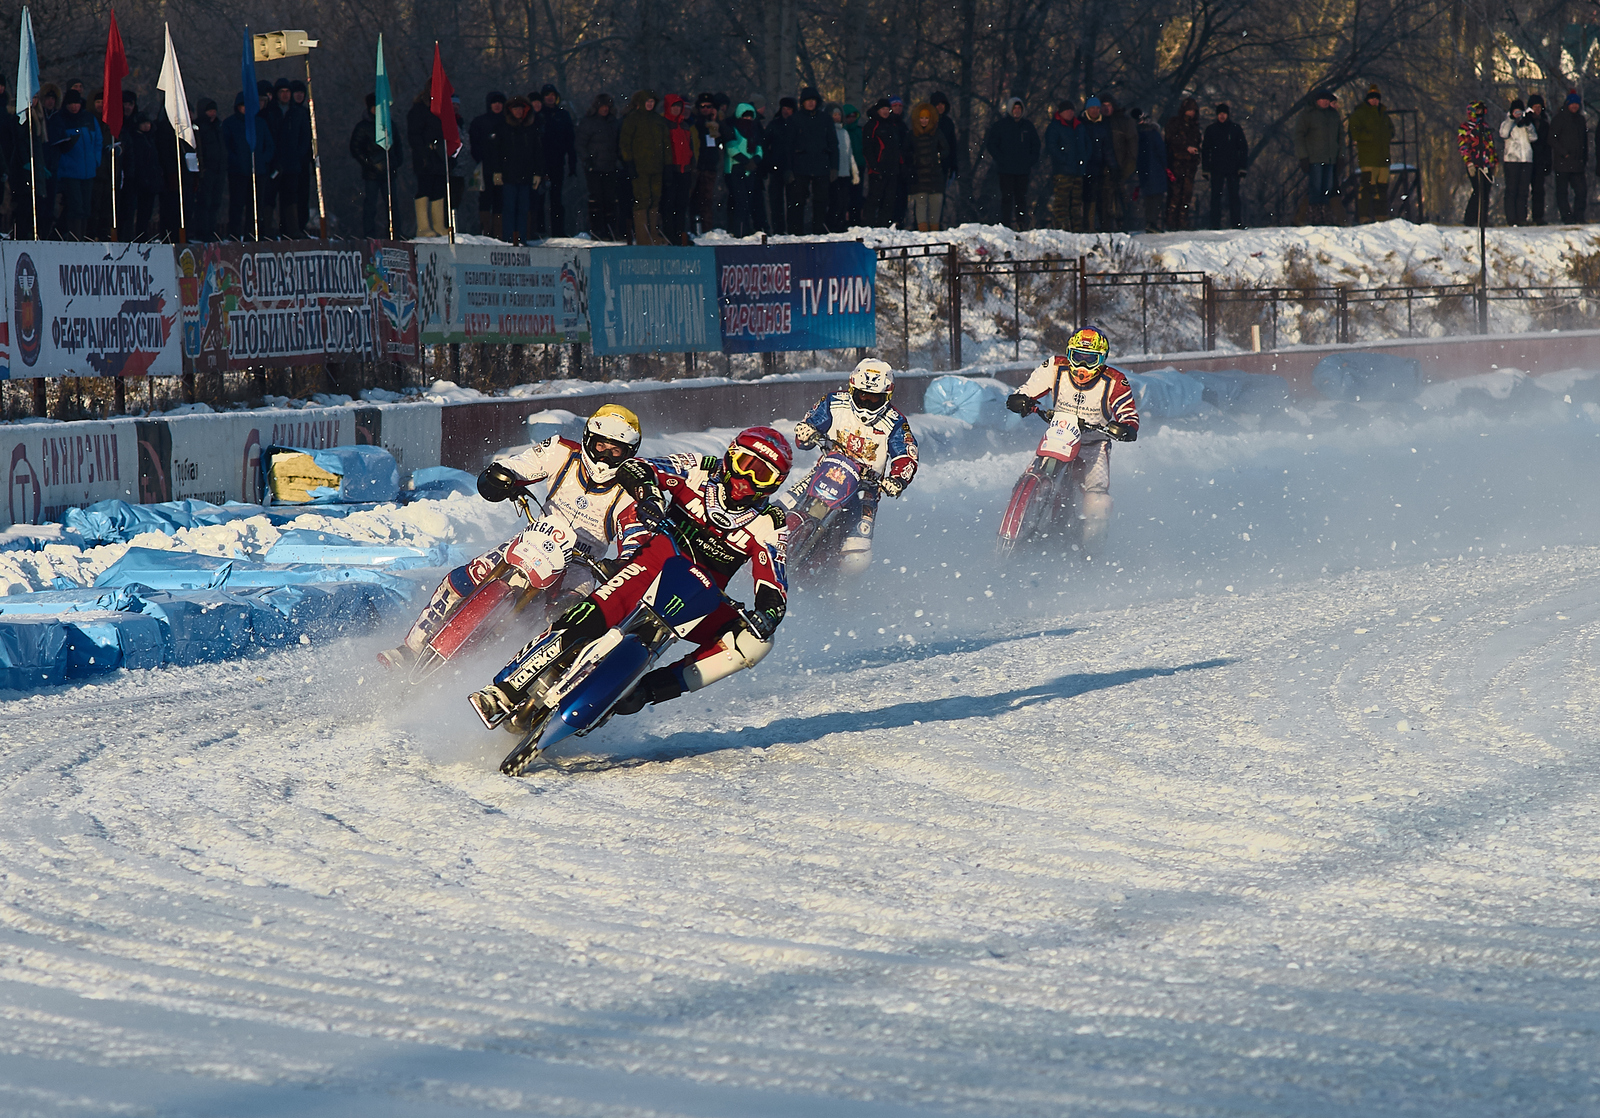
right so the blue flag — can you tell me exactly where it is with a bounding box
[16,6,39,125]
[374,35,393,151]
[241,26,257,149]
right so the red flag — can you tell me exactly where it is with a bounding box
[103,11,129,136]
[428,43,461,157]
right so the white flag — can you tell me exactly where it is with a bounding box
[157,23,194,147]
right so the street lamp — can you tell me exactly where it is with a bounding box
[254,29,328,240]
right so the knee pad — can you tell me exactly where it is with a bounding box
[1082,493,1113,521]
[680,627,773,692]
[839,534,873,577]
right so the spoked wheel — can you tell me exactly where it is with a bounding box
[997,467,1051,557]
[499,705,556,776]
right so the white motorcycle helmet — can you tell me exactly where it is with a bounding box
[580,404,642,485]
[847,358,895,424]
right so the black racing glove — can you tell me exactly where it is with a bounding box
[1106,421,1138,442]
[617,459,664,508]
[476,463,522,502]
[748,587,786,639]
[880,475,906,497]
[1005,392,1035,415]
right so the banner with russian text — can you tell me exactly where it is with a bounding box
[715,242,875,354]
[5,241,181,378]
[588,246,719,355]
[179,239,418,372]
[415,243,589,345]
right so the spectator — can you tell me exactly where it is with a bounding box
[151,103,183,240]
[519,94,547,235]
[0,76,20,236]
[268,77,312,237]
[222,91,274,237]
[724,102,763,236]
[841,104,865,224]
[1044,100,1087,231]
[1132,107,1167,233]
[408,86,450,237]
[1293,88,1343,224]
[1527,93,1550,224]
[34,82,61,237]
[539,85,576,236]
[1080,96,1116,231]
[828,105,856,232]
[124,113,162,239]
[194,98,225,240]
[88,87,114,238]
[351,92,403,237]
[785,86,834,236]
[48,90,101,238]
[577,92,623,240]
[290,80,314,233]
[863,98,907,226]
[661,94,698,243]
[1499,98,1535,226]
[1164,97,1201,230]
[1346,85,1392,223]
[1200,102,1248,229]
[763,97,796,232]
[619,89,669,244]
[496,96,542,243]
[1458,100,1498,226]
[984,96,1041,230]
[929,91,959,214]
[888,94,911,226]
[690,93,723,234]
[469,91,507,237]
[1103,94,1138,231]
[905,101,951,231]
[1551,90,1587,224]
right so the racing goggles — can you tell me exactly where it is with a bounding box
[584,434,633,467]
[851,387,889,412]
[1068,347,1107,369]
[726,446,782,489]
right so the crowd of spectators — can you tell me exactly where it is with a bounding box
[1,65,1596,242]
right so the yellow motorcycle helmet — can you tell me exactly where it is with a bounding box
[1065,326,1110,388]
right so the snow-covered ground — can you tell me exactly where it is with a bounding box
[1,379,1598,1115]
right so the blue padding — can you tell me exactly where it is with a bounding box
[64,499,266,546]
[93,547,419,595]
[1312,352,1421,402]
[0,587,145,615]
[0,617,71,690]
[62,613,165,675]
[406,466,478,502]
[922,375,1016,426]
[1126,370,1204,419]
[264,528,439,567]
[135,591,257,666]
[268,445,401,505]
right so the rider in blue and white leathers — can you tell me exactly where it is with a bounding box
[777,358,918,576]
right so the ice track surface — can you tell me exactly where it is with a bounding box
[2,396,1599,1116]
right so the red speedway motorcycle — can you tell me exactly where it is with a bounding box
[996,404,1111,557]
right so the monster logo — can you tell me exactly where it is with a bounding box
[14,253,42,367]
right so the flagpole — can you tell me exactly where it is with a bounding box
[385,147,394,239]
[27,103,38,240]
[251,152,259,240]
[173,129,187,243]
[304,56,327,240]
[110,147,119,240]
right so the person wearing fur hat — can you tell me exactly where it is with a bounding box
[786,86,835,235]
[1458,100,1498,226]
[1526,93,1551,223]
[1200,102,1248,229]
[1347,84,1393,223]
[1499,98,1535,225]
[469,91,507,237]
[1164,98,1201,230]
[984,97,1040,229]
[863,98,908,226]
[1550,90,1587,223]
[1293,88,1343,224]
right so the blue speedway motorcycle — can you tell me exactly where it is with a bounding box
[784,437,881,579]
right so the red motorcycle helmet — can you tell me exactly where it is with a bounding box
[723,426,793,510]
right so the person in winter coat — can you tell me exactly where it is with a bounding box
[661,94,699,243]
[1132,108,1168,232]
[618,89,670,244]
[1550,90,1588,224]
[1080,97,1116,230]
[863,99,908,226]
[1527,93,1551,223]
[1294,88,1343,224]
[724,102,764,236]
[1044,101,1088,231]
[827,105,857,232]
[690,93,724,234]
[577,93,623,239]
[1346,85,1393,223]
[222,91,274,237]
[763,98,796,232]
[1459,100,1499,226]
[984,97,1041,229]
[121,112,163,239]
[1103,95,1139,231]
[469,91,507,237]
[350,93,403,237]
[191,98,226,240]
[1200,102,1248,229]
[267,78,312,236]
[842,104,866,224]
[1499,99,1535,226]
[929,90,959,215]
[537,85,577,236]
[787,86,835,235]
[1164,97,1201,230]
[47,90,101,238]
[495,96,544,243]
[408,89,449,237]
[906,102,952,230]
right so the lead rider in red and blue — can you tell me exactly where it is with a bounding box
[1005,325,1139,548]
[469,426,793,724]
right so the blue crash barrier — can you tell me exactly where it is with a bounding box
[263,528,458,567]
[264,444,401,505]
[1125,369,1205,419]
[406,466,479,501]
[1312,352,1422,402]
[63,497,403,547]
[93,547,429,594]
[1185,370,1294,411]
[922,375,1017,426]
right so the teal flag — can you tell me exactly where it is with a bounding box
[16,6,39,124]
[374,34,393,151]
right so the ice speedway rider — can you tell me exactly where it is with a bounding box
[777,358,919,575]
[469,425,793,725]
[377,405,649,669]
[1005,326,1139,548]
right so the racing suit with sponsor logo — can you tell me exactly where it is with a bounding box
[1013,357,1139,501]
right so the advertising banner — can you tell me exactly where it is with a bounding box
[179,239,418,372]
[5,241,182,378]
[589,247,719,355]
[416,243,589,345]
[715,242,876,354]
[1,419,140,528]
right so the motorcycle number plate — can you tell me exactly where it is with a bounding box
[1038,417,1083,462]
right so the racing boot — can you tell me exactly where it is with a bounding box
[611,666,687,716]
[378,565,475,669]
[470,598,610,729]
[1079,493,1113,556]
